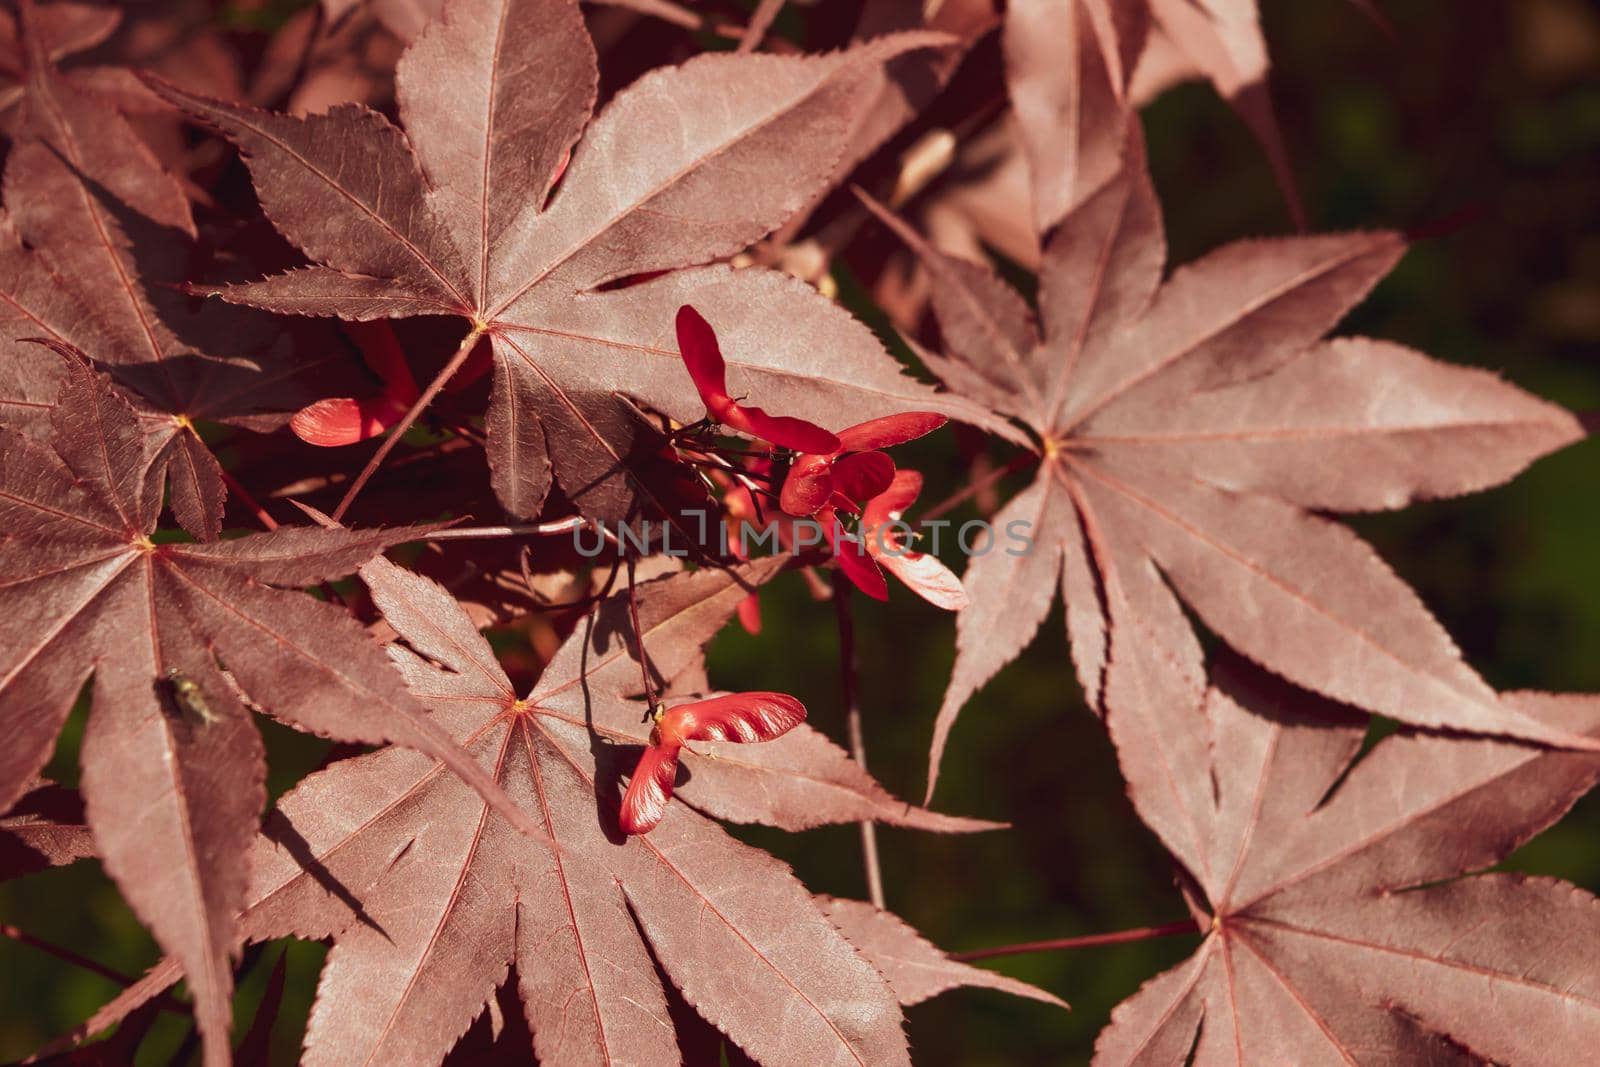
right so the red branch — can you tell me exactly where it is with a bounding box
[332,327,484,522]
[920,450,1041,522]
[0,923,190,1015]
[833,571,885,909]
[217,462,279,531]
[952,920,1200,962]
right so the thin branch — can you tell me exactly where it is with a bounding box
[332,326,484,522]
[919,450,1040,523]
[952,920,1200,962]
[2,923,138,988]
[0,924,189,1015]
[601,0,700,31]
[422,518,614,543]
[833,571,885,909]
[736,0,785,53]
[433,415,487,447]
[217,462,279,531]
[626,556,658,710]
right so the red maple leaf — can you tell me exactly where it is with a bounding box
[871,125,1587,800]
[54,558,1000,1065]
[0,357,554,1063]
[147,1,996,521]
[1096,658,1600,1063]
[820,896,1068,1012]
[0,1,333,540]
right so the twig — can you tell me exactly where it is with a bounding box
[423,518,615,543]
[736,0,785,53]
[0,923,190,1015]
[920,450,1040,523]
[332,326,484,522]
[626,556,658,709]
[433,415,487,447]
[604,0,700,31]
[217,462,279,531]
[952,920,1199,962]
[833,572,885,909]
[2,923,139,989]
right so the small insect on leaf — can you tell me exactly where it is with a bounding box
[161,668,220,727]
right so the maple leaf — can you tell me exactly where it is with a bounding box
[1095,658,1600,1064]
[1007,0,1391,232]
[0,359,555,1067]
[1005,0,1149,233]
[762,0,1000,247]
[865,126,1587,801]
[110,555,991,1067]
[0,3,330,540]
[0,778,94,883]
[0,0,192,234]
[1137,0,1304,227]
[147,0,995,522]
[818,897,1068,1012]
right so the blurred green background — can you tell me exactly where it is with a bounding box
[3,0,1599,1063]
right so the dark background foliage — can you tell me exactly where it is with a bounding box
[2,1,1597,1062]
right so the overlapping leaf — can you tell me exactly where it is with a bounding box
[1095,660,1600,1065]
[1010,0,1384,230]
[1005,0,1148,233]
[0,0,191,233]
[150,0,996,521]
[882,117,1584,799]
[1136,0,1303,225]
[127,557,995,1066]
[0,778,94,883]
[819,897,1067,1011]
[0,1,327,540]
[0,361,551,1066]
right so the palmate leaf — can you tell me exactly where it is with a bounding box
[1008,0,1389,232]
[819,897,1067,1012]
[1137,0,1304,227]
[880,115,1586,803]
[0,361,555,1067]
[0,1,328,540]
[0,778,94,883]
[297,557,998,1064]
[0,0,192,236]
[147,0,999,521]
[1095,659,1600,1065]
[1005,0,1149,234]
[63,558,1004,1065]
